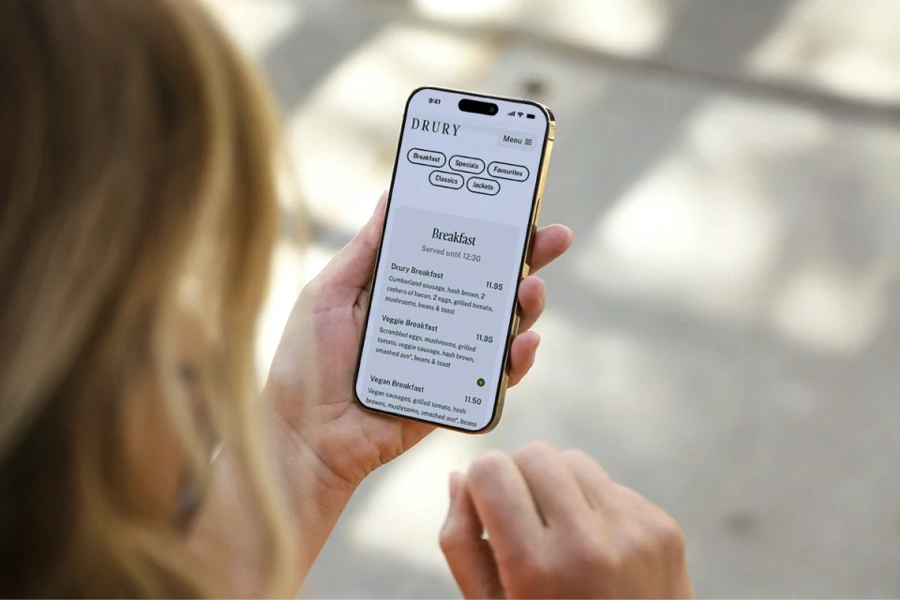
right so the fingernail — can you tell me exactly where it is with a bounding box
[372,191,388,214]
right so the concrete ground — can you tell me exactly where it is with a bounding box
[207,1,900,596]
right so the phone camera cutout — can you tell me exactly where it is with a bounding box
[459,98,499,116]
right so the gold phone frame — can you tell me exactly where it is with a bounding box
[352,85,556,434]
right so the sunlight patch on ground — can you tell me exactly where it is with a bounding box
[413,0,522,24]
[687,97,830,163]
[575,93,900,356]
[528,0,668,56]
[347,433,482,573]
[769,262,887,356]
[574,97,846,325]
[201,0,304,59]
[512,311,675,457]
[748,0,900,102]
[578,155,781,323]
[412,0,668,57]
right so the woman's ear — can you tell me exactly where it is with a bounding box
[120,310,211,522]
[174,310,221,456]
[122,369,184,521]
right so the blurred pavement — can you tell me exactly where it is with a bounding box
[207,1,900,596]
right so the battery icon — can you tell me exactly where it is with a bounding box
[526,113,535,119]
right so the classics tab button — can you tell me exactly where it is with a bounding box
[407,148,446,168]
[466,177,500,196]
[429,170,464,189]
[449,155,485,174]
[487,161,529,182]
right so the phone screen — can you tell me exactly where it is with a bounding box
[354,87,552,432]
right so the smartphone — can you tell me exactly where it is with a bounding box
[353,86,556,433]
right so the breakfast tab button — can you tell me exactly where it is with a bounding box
[407,148,446,168]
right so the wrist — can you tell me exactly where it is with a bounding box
[269,383,383,491]
[272,413,358,579]
[273,412,358,501]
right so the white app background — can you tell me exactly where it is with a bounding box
[356,89,548,431]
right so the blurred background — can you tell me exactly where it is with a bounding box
[205,0,900,597]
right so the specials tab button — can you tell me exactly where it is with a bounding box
[466,177,500,196]
[449,155,485,174]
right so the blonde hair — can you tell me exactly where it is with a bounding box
[0,0,295,595]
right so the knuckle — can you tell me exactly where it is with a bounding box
[624,512,685,561]
[621,521,655,558]
[560,448,600,470]
[654,513,687,557]
[513,440,556,466]
[569,523,619,573]
[438,523,462,555]
[561,449,613,481]
[509,552,552,587]
[560,447,590,463]
[587,545,621,575]
[469,450,511,482]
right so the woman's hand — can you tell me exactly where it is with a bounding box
[440,442,693,599]
[270,193,573,490]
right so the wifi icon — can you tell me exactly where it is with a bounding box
[516,111,524,117]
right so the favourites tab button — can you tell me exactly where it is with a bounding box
[488,161,529,182]
[449,155,485,174]
[466,177,500,196]
[407,148,446,168]
[429,170,464,189]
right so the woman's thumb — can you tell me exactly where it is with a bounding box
[440,472,504,599]
[312,191,387,303]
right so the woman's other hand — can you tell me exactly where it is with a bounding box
[440,443,693,599]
